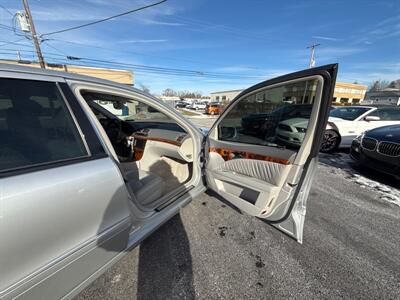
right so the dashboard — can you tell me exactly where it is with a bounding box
[131,128,194,162]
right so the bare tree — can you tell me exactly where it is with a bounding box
[162,88,177,97]
[368,80,390,91]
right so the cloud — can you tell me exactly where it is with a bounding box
[351,14,400,45]
[118,39,168,44]
[142,19,185,26]
[312,35,341,41]
[338,71,400,84]
[214,66,259,73]
[317,47,363,56]
[339,61,400,84]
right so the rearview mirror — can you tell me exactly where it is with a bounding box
[365,116,380,121]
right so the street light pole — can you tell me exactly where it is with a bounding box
[22,0,45,68]
[307,43,320,68]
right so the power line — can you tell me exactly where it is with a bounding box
[0,3,14,16]
[0,47,265,80]
[41,0,167,37]
[44,38,241,68]
[0,38,32,48]
[10,44,262,79]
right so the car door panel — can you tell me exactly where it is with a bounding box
[206,140,295,214]
[205,64,337,243]
[0,158,132,300]
[0,76,133,300]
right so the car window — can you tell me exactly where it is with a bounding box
[218,79,318,149]
[83,92,170,122]
[329,107,370,120]
[0,78,88,172]
[375,107,400,121]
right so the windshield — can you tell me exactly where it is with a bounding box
[94,99,170,122]
[329,107,370,121]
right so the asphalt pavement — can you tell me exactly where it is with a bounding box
[75,115,400,300]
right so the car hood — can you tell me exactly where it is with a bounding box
[242,113,271,121]
[328,116,350,123]
[365,125,400,142]
[279,117,309,128]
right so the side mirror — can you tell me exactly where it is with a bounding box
[364,116,380,121]
[219,126,237,139]
[148,106,159,113]
[113,102,124,109]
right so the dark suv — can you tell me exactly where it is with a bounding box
[241,104,313,138]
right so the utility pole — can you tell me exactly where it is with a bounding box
[307,43,320,68]
[22,0,45,68]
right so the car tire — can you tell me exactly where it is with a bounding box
[320,130,340,153]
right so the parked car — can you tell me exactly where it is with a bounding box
[275,117,308,147]
[0,63,337,299]
[189,101,206,110]
[350,125,400,179]
[175,100,190,108]
[205,102,221,115]
[241,104,313,138]
[276,106,400,152]
[322,105,400,152]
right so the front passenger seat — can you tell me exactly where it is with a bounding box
[122,163,166,208]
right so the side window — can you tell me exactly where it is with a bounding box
[218,79,319,149]
[0,78,88,172]
[376,108,400,121]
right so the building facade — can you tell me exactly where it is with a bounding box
[1,60,134,85]
[210,82,368,105]
[363,88,400,106]
[210,89,243,103]
[332,82,367,104]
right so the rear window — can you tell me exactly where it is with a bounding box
[0,78,88,172]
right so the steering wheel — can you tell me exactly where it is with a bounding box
[107,118,125,143]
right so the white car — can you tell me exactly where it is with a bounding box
[276,117,308,147]
[276,106,400,152]
[324,106,400,152]
[189,102,206,110]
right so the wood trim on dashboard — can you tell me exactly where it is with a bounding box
[131,134,182,161]
[132,135,182,146]
[209,147,291,165]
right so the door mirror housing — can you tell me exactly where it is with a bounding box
[219,126,237,139]
[365,115,380,121]
[113,102,124,109]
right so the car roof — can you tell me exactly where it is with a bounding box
[0,63,141,93]
[334,105,400,110]
[334,105,375,109]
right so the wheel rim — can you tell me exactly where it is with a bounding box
[321,131,338,152]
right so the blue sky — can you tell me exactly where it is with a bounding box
[0,0,399,94]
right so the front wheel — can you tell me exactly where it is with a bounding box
[320,130,340,153]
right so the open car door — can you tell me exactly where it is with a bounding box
[205,64,337,243]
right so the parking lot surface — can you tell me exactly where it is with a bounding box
[75,159,400,299]
[76,116,400,300]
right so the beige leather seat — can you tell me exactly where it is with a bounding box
[122,163,165,208]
